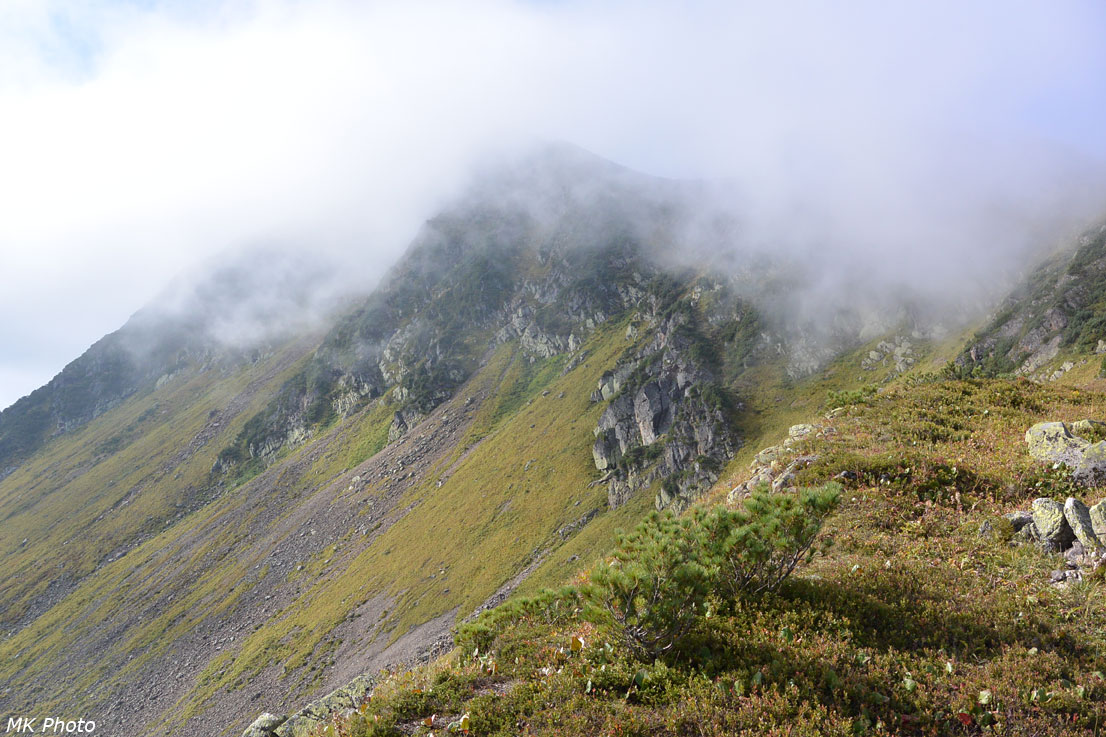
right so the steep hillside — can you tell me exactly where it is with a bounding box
[5,145,1080,737]
[957,220,1106,380]
[0,147,840,737]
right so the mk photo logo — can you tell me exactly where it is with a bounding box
[5,718,96,734]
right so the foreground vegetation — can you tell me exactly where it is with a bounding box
[310,376,1106,736]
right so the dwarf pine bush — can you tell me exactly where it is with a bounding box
[587,483,841,658]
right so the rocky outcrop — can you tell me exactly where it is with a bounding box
[590,309,739,512]
[955,222,1106,378]
[726,424,825,503]
[860,336,916,375]
[989,495,1106,584]
[1025,419,1106,486]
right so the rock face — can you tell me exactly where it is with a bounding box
[956,223,1106,378]
[1025,420,1106,486]
[589,305,744,512]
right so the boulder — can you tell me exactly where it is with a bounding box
[242,713,286,737]
[788,423,817,440]
[1030,498,1076,551]
[274,675,374,736]
[1064,497,1103,551]
[1074,441,1106,486]
[1025,422,1087,466]
[753,445,784,468]
[1090,500,1106,541]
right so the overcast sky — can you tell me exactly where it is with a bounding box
[2,0,1106,410]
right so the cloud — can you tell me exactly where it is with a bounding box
[1,0,1105,408]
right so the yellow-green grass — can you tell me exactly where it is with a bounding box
[0,341,319,712]
[0,339,316,629]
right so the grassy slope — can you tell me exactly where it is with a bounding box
[323,371,1106,736]
[0,338,317,629]
[0,340,322,714]
[173,321,642,724]
[0,314,659,735]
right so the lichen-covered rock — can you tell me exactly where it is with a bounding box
[1071,419,1106,442]
[787,424,816,441]
[1025,422,1087,466]
[1064,497,1103,551]
[242,713,286,737]
[1031,498,1076,551]
[754,445,784,468]
[1090,500,1106,541]
[1074,441,1106,486]
[274,674,374,736]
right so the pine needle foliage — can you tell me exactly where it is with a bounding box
[587,483,841,658]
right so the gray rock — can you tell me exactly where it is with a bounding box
[1089,500,1106,541]
[1012,521,1042,545]
[1064,497,1103,551]
[633,381,673,445]
[387,411,408,442]
[275,675,374,737]
[1070,420,1106,440]
[1031,498,1076,551]
[788,423,816,440]
[771,471,796,492]
[592,431,619,471]
[1063,541,1087,566]
[242,713,286,737]
[1025,422,1087,466]
[1003,510,1034,533]
[1074,441,1106,486]
[753,445,784,468]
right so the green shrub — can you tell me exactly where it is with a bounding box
[826,385,877,409]
[702,484,842,602]
[587,511,715,659]
[586,484,841,658]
